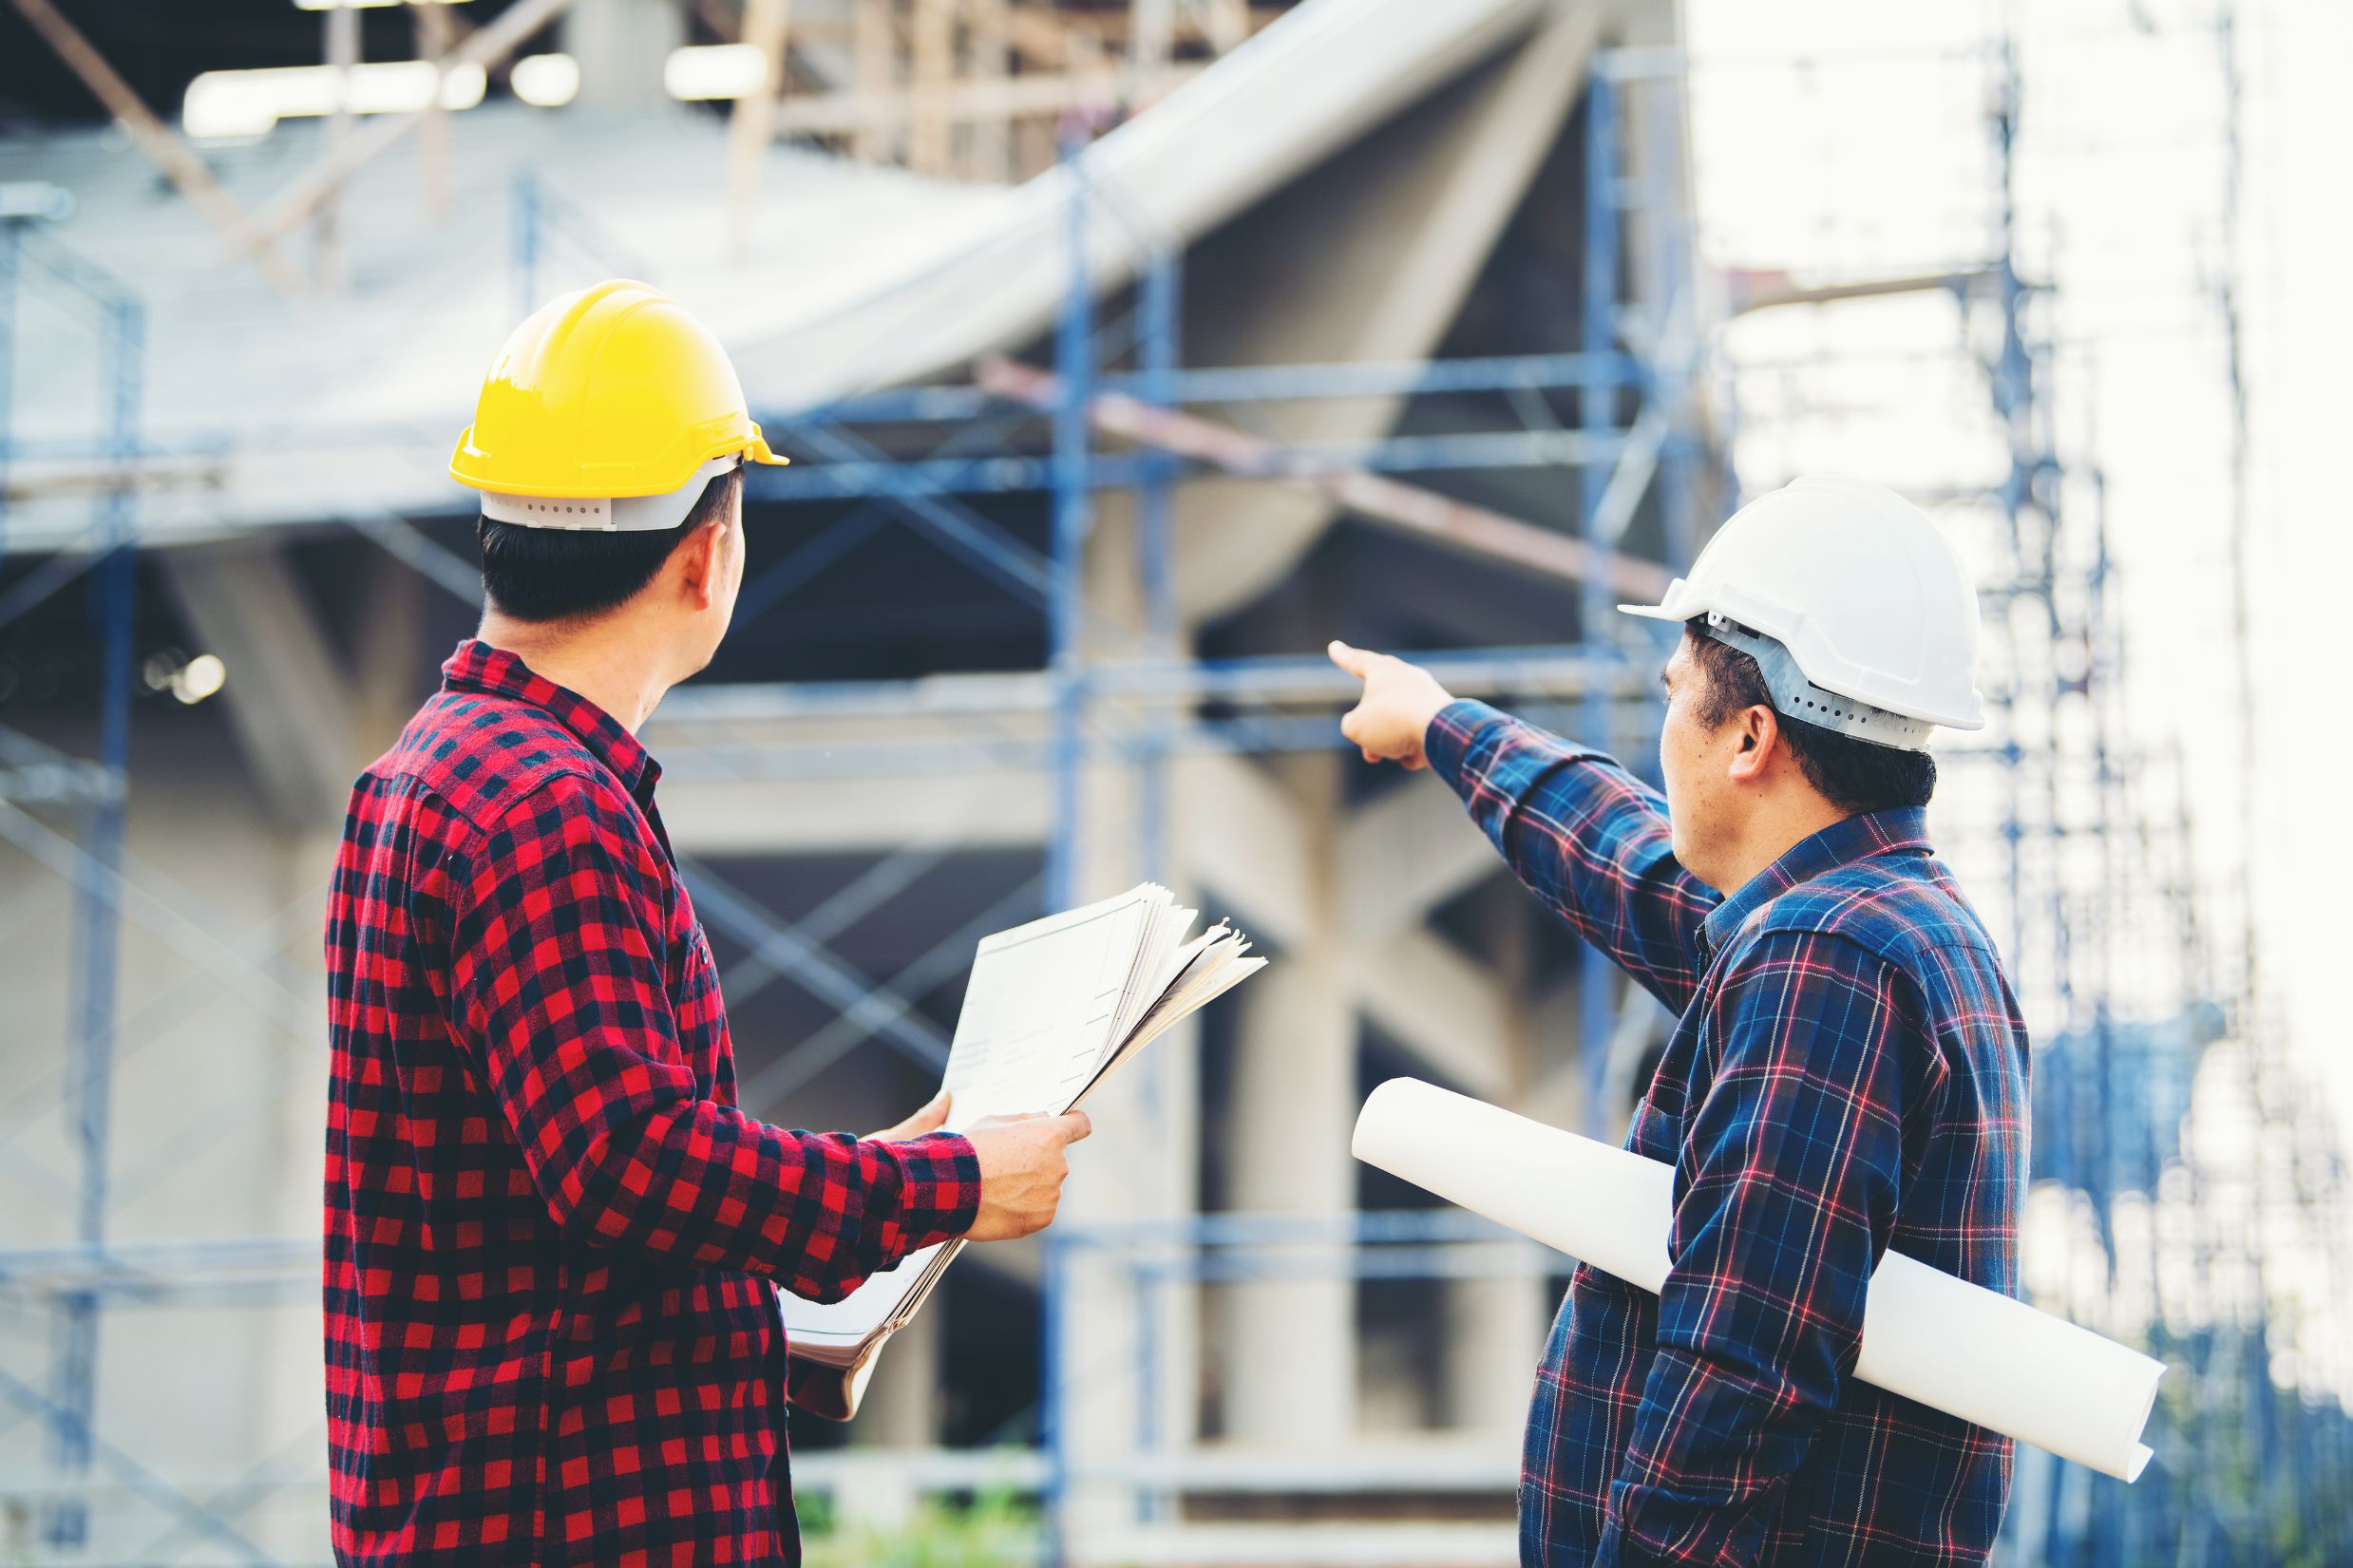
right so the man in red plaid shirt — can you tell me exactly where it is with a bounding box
[324,283,1090,1565]
[1334,478,2032,1566]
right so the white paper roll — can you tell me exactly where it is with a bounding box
[1353,1078,2160,1482]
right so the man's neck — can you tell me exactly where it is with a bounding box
[1712,793,1852,897]
[477,612,675,734]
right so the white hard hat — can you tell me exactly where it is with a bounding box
[1620,475,1985,752]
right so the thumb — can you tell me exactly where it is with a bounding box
[1327,639,1375,679]
[1053,1109,1094,1144]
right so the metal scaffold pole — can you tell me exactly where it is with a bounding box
[1574,66,1622,1137]
[1048,121,1094,915]
[1134,244,1181,885]
[0,219,146,1552]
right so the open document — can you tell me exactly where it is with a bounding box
[1353,1078,2165,1482]
[783,883,1265,1418]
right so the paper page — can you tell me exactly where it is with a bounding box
[784,886,1269,1370]
[939,886,1166,1129]
[1108,898,1194,1048]
[1352,1077,2162,1483]
[784,886,1176,1348]
[1127,954,1262,1054]
[1091,946,1264,1093]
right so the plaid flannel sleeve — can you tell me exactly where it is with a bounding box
[1424,699,1719,1011]
[1599,929,1938,1567]
[448,773,980,1301]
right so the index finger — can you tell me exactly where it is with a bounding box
[1327,639,1376,678]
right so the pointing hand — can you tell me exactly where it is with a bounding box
[1329,640,1455,771]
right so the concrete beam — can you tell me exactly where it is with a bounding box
[1350,928,1516,1103]
[158,543,362,830]
[661,772,1052,855]
[1176,751,1316,949]
[1173,0,1627,624]
[1337,778,1498,946]
[976,356,1673,600]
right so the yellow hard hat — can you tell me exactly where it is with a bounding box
[449,280,786,530]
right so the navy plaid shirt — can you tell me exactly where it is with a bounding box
[324,642,981,1566]
[1427,701,2030,1567]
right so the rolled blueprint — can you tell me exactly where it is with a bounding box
[1353,1078,2162,1482]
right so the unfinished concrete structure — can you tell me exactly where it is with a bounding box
[0,0,1709,1561]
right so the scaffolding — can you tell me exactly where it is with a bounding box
[1680,11,2353,1565]
[0,27,1705,1560]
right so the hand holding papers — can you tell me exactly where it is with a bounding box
[784,884,1265,1418]
[1352,1077,2163,1482]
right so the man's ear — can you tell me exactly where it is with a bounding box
[674,519,728,610]
[1727,705,1777,783]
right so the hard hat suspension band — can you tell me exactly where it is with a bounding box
[1699,614,1935,753]
[480,493,617,529]
[477,456,741,534]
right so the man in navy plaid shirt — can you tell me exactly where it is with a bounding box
[1333,477,2031,1566]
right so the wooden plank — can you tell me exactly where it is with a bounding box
[851,0,897,161]
[768,66,1190,137]
[974,356,1677,600]
[964,0,1013,180]
[727,0,792,260]
[911,0,956,176]
[7,0,305,295]
[1196,0,1255,51]
[240,0,581,255]
[415,2,455,223]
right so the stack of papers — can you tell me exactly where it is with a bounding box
[784,883,1266,1417]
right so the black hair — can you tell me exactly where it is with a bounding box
[476,465,744,624]
[1682,619,1936,815]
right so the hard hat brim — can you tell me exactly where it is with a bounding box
[1618,588,1988,733]
[452,428,787,498]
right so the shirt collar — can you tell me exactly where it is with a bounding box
[1699,805,1932,954]
[440,639,662,802]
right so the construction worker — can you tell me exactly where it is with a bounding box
[1332,476,2029,1567]
[322,280,1091,1566]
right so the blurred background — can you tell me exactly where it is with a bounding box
[2,0,2349,1562]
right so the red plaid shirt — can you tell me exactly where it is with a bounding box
[323,640,980,1566]
[1427,701,2030,1567]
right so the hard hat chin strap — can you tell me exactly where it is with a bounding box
[1700,614,1935,753]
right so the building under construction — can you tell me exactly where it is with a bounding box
[1,0,2347,1563]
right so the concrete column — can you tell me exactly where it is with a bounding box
[1049,759,1154,1537]
[160,540,364,831]
[566,0,688,111]
[1440,1270,1547,1437]
[1219,752,1356,1446]
[859,1301,940,1448]
[1442,894,1544,1435]
[1052,502,1205,1546]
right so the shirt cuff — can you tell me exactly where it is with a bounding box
[882,1131,983,1252]
[1422,697,1504,791]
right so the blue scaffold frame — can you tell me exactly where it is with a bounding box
[0,48,1709,1566]
[0,211,143,1551]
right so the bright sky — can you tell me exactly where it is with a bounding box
[1679,0,2353,1388]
